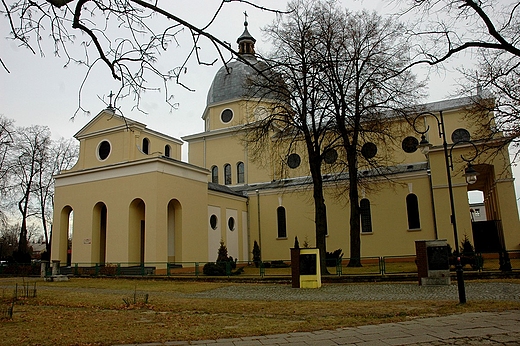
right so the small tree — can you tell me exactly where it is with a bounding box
[252,240,261,268]
[203,240,242,276]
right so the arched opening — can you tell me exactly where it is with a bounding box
[59,206,74,265]
[142,138,150,154]
[237,162,245,184]
[164,145,171,158]
[224,163,231,185]
[92,202,107,264]
[167,199,182,263]
[211,166,218,184]
[129,199,146,265]
[277,206,287,238]
[467,164,505,254]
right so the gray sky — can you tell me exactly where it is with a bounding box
[0,0,509,206]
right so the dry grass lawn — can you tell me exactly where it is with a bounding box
[1,278,519,346]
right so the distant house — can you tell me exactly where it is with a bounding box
[470,203,487,222]
[30,242,47,260]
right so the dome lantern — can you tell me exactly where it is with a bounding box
[237,12,256,56]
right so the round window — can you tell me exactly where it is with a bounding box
[402,137,419,154]
[228,217,235,231]
[451,128,470,143]
[98,140,111,160]
[323,148,338,164]
[361,142,378,159]
[287,153,301,169]
[221,109,233,123]
[210,215,218,230]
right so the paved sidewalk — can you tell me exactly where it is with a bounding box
[116,310,520,346]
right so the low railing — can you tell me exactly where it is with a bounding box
[2,251,519,278]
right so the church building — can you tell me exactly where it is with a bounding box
[51,21,520,271]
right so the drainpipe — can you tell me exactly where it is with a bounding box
[256,189,262,261]
[203,136,206,168]
[246,197,251,262]
[427,167,439,240]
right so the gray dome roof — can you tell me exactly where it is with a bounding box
[206,56,268,106]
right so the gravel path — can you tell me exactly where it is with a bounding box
[186,282,520,301]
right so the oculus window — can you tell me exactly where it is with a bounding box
[323,148,338,164]
[402,137,419,153]
[210,215,218,230]
[406,194,421,229]
[361,142,377,159]
[451,128,470,143]
[221,109,233,123]
[287,153,301,169]
[228,217,235,231]
[97,140,111,161]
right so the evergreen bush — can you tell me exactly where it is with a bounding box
[252,240,261,268]
[203,240,242,276]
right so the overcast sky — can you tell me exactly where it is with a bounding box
[0,0,510,206]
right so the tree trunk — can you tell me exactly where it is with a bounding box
[346,143,362,267]
[309,151,329,275]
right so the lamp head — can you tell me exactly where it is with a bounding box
[464,164,479,185]
[418,134,432,156]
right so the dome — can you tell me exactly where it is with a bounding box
[206,56,270,106]
[206,19,286,108]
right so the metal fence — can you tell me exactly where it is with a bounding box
[24,250,517,278]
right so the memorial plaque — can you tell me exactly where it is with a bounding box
[427,246,449,271]
[299,254,317,275]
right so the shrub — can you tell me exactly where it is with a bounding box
[447,235,483,270]
[252,240,261,267]
[203,240,242,276]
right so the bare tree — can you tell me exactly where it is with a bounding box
[0,116,15,226]
[397,1,520,65]
[245,0,338,274]
[35,137,78,255]
[396,1,520,159]
[0,223,19,260]
[246,0,425,270]
[9,125,51,262]
[313,9,426,266]
[1,0,284,114]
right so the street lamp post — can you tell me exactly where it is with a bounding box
[412,111,479,304]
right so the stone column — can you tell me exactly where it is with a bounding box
[51,260,60,276]
[40,261,49,278]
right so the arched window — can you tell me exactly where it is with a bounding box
[211,166,218,184]
[142,138,150,154]
[406,194,421,229]
[237,162,245,184]
[277,206,287,238]
[164,145,171,158]
[224,164,231,185]
[360,198,373,233]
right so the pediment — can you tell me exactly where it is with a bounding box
[74,109,146,140]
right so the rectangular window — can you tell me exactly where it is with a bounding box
[277,206,287,238]
[360,199,372,233]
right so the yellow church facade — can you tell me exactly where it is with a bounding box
[51,24,520,270]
